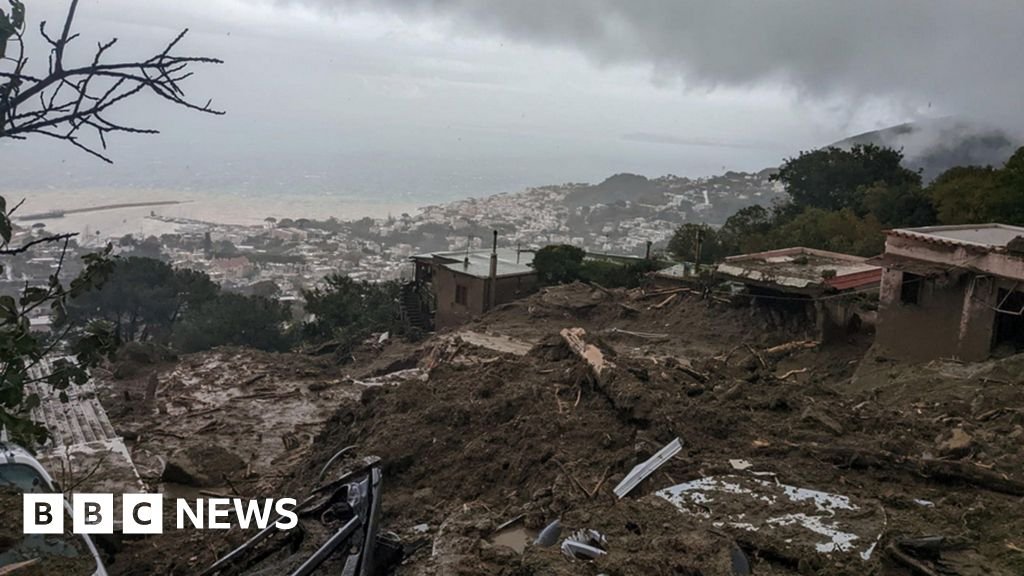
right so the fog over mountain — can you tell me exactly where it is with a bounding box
[831,118,1020,182]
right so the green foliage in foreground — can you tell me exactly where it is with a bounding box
[0,196,119,444]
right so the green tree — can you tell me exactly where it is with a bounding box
[64,257,219,342]
[860,182,937,228]
[990,148,1024,225]
[211,239,239,259]
[133,235,167,260]
[668,223,727,264]
[172,294,292,353]
[302,275,401,355]
[532,245,586,284]
[768,208,884,257]
[247,280,282,299]
[927,166,1004,225]
[773,144,921,213]
[579,259,659,288]
[719,205,773,254]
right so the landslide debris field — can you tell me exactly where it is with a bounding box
[95,283,1024,575]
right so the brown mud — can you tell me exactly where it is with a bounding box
[87,283,1024,575]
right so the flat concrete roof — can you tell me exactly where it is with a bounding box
[415,249,535,279]
[717,247,881,293]
[889,224,1024,249]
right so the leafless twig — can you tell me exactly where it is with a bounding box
[0,0,223,162]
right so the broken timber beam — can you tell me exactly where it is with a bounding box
[763,340,819,358]
[636,287,693,300]
[560,328,614,382]
[652,293,677,309]
[606,328,670,341]
[796,442,1024,497]
[0,560,40,576]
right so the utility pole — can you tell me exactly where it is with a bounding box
[694,227,703,268]
[488,231,498,311]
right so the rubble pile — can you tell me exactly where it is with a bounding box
[98,284,1024,575]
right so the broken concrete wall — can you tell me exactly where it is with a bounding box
[877,269,966,361]
[876,268,1006,362]
[816,298,869,343]
[885,234,1024,281]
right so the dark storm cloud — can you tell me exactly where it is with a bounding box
[278,0,1024,129]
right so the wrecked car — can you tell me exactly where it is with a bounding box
[0,441,109,576]
[202,454,403,576]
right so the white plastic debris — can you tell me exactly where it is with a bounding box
[560,528,608,561]
[534,519,562,547]
[656,475,885,562]
[613,437,682,498]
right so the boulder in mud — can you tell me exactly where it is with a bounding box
[162,444,245,487]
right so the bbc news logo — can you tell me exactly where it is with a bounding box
[23,494,298,534]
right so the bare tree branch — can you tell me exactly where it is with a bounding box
[0,2,223,162]
[0,232,77,255]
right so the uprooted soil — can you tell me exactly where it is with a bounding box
[0,487,97,576]
[93,283,1024,575]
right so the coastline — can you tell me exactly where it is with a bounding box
[10,188,423,238]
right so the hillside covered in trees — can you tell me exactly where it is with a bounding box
[668,143,1024,261]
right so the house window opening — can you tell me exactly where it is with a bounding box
[455,284,468,306]
[900,272,922,305]
[993,289,1024,353]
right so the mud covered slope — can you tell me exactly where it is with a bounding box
[97,284,1024,575]
[282,284,1024,576]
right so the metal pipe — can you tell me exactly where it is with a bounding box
[288,516,362,576]
[488,230,498,310]
[201,493,319,576]
[317,445,358,485]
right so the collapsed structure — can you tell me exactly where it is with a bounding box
[714,247,881,341]
[871,223,1024,361]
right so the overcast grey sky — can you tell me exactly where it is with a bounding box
[6,0,1023,203]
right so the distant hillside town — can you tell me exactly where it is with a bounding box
[6,169,783,309]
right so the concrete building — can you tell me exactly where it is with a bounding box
[716,247,882,341]
[408,235,537,329]
[871,224,1024,361]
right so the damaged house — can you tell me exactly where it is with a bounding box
[715,247,882,341]
[871,224,1024,361]
[406,233,537,329]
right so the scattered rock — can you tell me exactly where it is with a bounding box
[801,407,844,436]
[162,444,245,487]
[937,427,974,458]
